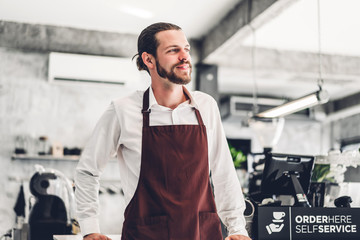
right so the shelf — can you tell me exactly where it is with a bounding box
[315,154,360,166]
[11,154,80,161]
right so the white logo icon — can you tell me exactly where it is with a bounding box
[266,211,285,234]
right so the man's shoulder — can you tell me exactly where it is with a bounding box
[112,90,143,108]
[110,90,145,118]
[190,90,217,107]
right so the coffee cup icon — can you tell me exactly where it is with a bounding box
[273,212,285,222]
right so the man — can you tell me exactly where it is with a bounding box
[75,22,251,240]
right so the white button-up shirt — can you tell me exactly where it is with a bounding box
[75,86,248,237]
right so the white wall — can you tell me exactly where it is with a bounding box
[223,115,325,156]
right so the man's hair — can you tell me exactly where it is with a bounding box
[133,22,182,73]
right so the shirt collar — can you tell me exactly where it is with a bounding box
[148,85,199,110]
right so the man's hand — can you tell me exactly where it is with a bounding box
[225,234,252,240]
[83,233,112,240]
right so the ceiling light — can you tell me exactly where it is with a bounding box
[118,5,153,19]
[256,90,329,118]
[256,0,330,119]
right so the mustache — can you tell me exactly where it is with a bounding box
[174,60,192,69]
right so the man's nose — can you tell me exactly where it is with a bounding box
[179,50,190,62]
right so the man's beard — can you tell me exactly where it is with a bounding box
[156,59,192,85]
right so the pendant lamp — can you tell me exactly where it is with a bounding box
[256,89,329,118]
[256,0,329,118]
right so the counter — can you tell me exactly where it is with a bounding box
[257,206,360,240]
[53,235,121,240]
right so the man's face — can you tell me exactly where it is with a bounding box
[154,30,192,85]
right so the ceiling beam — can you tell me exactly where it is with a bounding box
[209,46,360,76]
[0,20,137,57]
[200,0,294,61]
[0,20,202,61]
[325,92,360,115]
[207,45,360,99]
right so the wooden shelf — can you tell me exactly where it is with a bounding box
[11,154,80,161]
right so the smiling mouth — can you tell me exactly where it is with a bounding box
[176,64,190,70]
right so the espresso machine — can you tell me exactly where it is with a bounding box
[28,165,76,240]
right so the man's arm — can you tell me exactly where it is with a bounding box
[75,102,121,237]
[225,235,252,240]
[83,233,112,240]
[206,97,250,238]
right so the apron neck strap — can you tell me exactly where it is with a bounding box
[142,87,151,127]
[194,108,204,126]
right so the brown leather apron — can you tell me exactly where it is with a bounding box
[121,88,222,240]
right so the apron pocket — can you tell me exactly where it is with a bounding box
[124,215,169,240]
[199,212,222,240]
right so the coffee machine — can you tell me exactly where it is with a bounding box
[28,165,76,240]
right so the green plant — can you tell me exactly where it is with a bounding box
[228,143,247,169]
[311,164,334,182]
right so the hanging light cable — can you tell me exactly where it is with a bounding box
[250,24,259,116]
[317,0,324,91]
[246,0,259,116]
[247,0,285,148]
[256,0,329,118]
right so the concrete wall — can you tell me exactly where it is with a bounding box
[223,116,324,156]
[276,119,324,155]
[333,113,360,145]
[0,21,198,235]
[0,46,149,234]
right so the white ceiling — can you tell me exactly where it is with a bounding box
[242,0,360,56]
[1,0,360,102]
[0,0,240,39]
[204,0,360,100]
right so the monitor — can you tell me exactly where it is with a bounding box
[260,152,315,207]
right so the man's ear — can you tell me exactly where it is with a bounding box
[141,52,155,70]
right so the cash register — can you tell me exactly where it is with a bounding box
[252,152,360,240]
[260,153,314,207]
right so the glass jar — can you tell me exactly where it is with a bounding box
[38,136,49,155]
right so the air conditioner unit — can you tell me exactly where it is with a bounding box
[48,52,140,85]
[230,96,286,116]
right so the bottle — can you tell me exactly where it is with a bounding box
[38,136,48,155]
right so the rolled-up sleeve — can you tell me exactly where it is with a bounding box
[75,102,120,236]
[208,98,249,237]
